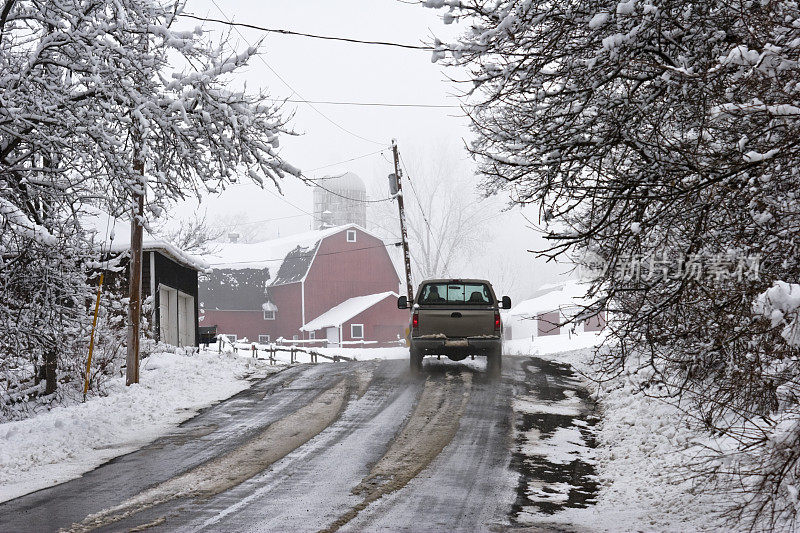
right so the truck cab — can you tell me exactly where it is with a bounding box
[398,279,511,376]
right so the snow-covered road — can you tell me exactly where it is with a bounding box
[0,356,599,532]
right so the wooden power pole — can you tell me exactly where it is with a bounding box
[126,161,144,386]
[391,139,414,302]
[126,31,147,386]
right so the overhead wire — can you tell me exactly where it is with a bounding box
[275,99,458,109]
[301,174,395,203]
[208,0,385,147]
[257,178,395,234]
[207,211,310,230]
[399,152,436,240]
[207,241,403,266]
[305,148,388,174]
[179,13,437,51]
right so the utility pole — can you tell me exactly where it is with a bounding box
[391,139,414,302]
[126,142,144,386]
[127,31,148,387]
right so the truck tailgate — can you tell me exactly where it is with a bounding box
[417,308,496,338]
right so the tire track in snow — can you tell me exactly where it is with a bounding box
[342,360,517,532]
[321,371,472,533]
[62,378,351,533]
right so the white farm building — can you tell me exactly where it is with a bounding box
[505,281,605,340]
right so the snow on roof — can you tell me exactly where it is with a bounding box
[509,280,594,317]
[81,207,209,272]
[204,223,385,286]
[301,291,398,331]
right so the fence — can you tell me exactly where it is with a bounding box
[213,336,355,365]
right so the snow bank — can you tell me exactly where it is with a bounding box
[0,350,280,503]
[563,370,722,530]
[526,346,724,531]
[505,331,608,357]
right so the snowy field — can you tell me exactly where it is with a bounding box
[0,351,280,503]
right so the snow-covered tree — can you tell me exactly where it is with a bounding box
[0,0,296,417]
[426,0,800,527]
[157,210,225,254]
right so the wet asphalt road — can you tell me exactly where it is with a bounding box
[0,355,598,533]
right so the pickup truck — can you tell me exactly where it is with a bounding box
[398,279,511,375]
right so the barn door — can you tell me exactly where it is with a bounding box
[159,286,178,345]
[325,326,340,347]
[177,291,195,347]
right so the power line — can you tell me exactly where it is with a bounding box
[277,99,458,109]
[399,153,436,240]
[306,149,387,173]
[190,150,388,233]
[208,0,385,147]
[180,13,436,51]
[211,212,310,230]
[208,241,402,266]
[302,174,395,203]
[258,178,392,227]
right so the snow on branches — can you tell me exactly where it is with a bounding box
[426,0,800,527]
[1,0,297,216]
[0,0,296,417]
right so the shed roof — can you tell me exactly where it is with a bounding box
[301,291,398,331]
[509,281,594,317]
[81,207,208,271]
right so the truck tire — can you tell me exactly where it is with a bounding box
[487,346,502,378]
[410,347,423,375]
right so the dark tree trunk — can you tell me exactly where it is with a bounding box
[44,349,57,395]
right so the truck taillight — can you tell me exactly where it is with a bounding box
[494,313,501,331]
[412,312,419,330]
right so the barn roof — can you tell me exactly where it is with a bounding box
[81,207,208,272]
[204,223,385,286]
[300,291,398,331]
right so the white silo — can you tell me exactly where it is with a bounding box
[312,171,367,229]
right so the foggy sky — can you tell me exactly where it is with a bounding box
[172,0,571,299]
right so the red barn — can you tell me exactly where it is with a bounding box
[199,225,408,345]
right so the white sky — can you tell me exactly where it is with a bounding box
[172,0,572,299]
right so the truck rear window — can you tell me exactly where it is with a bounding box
[418,283,493,305]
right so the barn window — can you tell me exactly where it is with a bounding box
[309,331,316,340]
[262,300,277,320]
[351,324,364,339]
[346,229,357,242]
[258,334,270,343]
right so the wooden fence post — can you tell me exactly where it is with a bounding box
[252,344,257,358]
